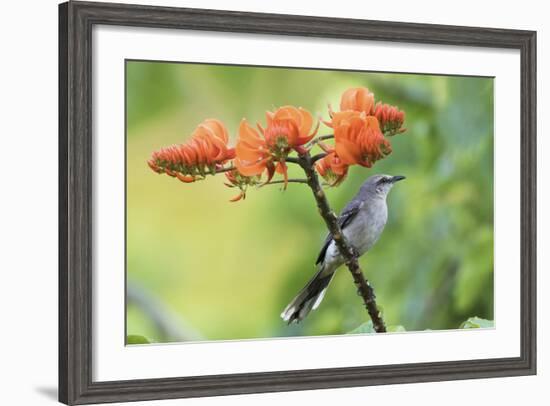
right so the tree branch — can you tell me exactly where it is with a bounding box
[307,134,334,149]
[285,157,301,164]
[311,152,328,163]
[297,151,387,333]
[260,179,309,187]
[215,165,236,174]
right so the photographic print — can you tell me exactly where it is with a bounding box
[125,60,494,344]
[60,4,536,403]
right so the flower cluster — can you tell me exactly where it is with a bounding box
[148,119,235,183]
[318,87,406,185]
[235,106,318,188]
[148,86,406,200]
[373,103,406,136]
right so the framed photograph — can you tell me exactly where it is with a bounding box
[59,1,536,404]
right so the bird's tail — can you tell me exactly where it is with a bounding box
[281,266,335,324]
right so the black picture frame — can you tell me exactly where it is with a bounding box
[59,1,537,404]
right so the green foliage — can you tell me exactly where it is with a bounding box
[126,61,494,343]
[348,317,493,334]
[387,325,407,333]
[126,334,151,344]
[347,323,408,334]
[460,317,494,329]
[348,321,375,334]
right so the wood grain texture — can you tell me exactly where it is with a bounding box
[58,1,537,404]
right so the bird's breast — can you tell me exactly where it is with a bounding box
[345,201,388,255]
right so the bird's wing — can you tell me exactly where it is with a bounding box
[315,199,364,265]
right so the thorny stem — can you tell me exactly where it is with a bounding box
[297,151,387,333]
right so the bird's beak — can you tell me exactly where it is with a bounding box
[391,175,406,183]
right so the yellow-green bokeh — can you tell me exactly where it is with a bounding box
[126,61,494,343]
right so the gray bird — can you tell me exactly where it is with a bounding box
[281,174,405,324]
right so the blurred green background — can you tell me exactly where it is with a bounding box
[126,61,494,343]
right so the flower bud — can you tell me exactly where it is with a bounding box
[148,119,234,182]
[373,102,406,136]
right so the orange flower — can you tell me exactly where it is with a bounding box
[373,102,406,136]
[235,106,318,188]
[315,151,348,186]
[147,119,235,182]
[323,87,401,171]
[328,110,361,129]
[339,87,375,115]
[235,119,271,177]
[333,111,391,168]
[264,106,318,149]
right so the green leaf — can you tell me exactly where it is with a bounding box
[348,320,375,334]
[459,317,494,329]
[127,334,151,344]
[348,322,406,334]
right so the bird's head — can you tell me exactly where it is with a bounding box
[361,174,406,198]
